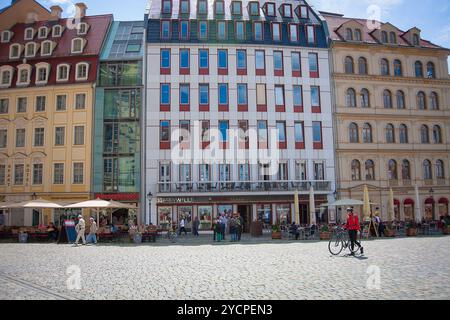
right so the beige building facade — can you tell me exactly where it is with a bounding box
[323,12,450,222]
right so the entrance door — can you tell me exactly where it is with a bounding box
[237,205,252,233]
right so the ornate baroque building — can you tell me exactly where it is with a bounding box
[322,12,450,221]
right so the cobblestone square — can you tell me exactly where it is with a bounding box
[0,236,449,300]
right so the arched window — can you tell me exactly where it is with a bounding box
[430,92,439,110]
[345,28,353,41]
[383,90,392,108]
[349,123,359,143]
[436,160,445,179]
[394,59,402,76]
[346,88,356,107]
[344,56,354,74]
[433,125,442,144]
[426,62,435,79]
[386,124,395,143]
[71,38,84,54]
[355,29,362,41]
[415,61,423,77]
[360,89,370,108]
[365,160,375,180]
[421,125,429,143]
[351,160,361,181]
[381,31,388,43]
[381,58,389,75]
[388,160,398,180]
[25,42,36,57]
[402,160,411,180]
[417,91,426,110]
[358,57,368,75]
[389,32,397,44]
[399,124,408,143]
[423,160,432,180]
[363,123,372,143]
[396,90,405,109]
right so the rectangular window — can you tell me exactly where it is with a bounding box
[198,20,208,39]
[256,83,266,111]
[314,162,325,181]
[0,130,7,148]
[239,163,250,181]
[275,85,285,111]
[219,120,229,143]
[253,21,263,41]
[162,0,172,13]
[198,0,208,14]
[255,50,265,75]
[179,120,190,145]
[159,163,171,191]
[231,1,242,15]
[276,121,286,147]
[257,120,268,148]
[179,84,190,105]
[75,93,86,110]
[293,85,303,112]
[237,84,248,105]
[238,120,249,147]
[300,6,309,19]
[74,126,84,145]
[199,84,209,105]
[218,83,228,108]
[73,163,84,184]
[272,23,281,41]
[311,86,321,113]
[273,51,284,76]
[0,164,6,185]
[295,161,307,180]
[55,127,65,146]
[0,99,8,113]
[217,49,228,69]
[312,121,323,149]
[160,120,170,142]
[291,52,301,76]
[198,49,209,69]
[179,20,189,39]
[14,164,24,185]
[179,49,190,73]
[35,96,46,112]
[236,49,247,74]
[33,163,43,185]
[180,0,189,14]
[266,3,275,16]
[307,26,316,44]
[201,120,210,144]
[235,21,245,40]
[160,83,171,106]
[53,163,64,184]
[17,97,27,113]
[160,49,171,73]
[15,129,25,147]
[283,4,292,17]
[289,24,298,42]
[215,0,224,14]
[217,21,227,40]
[161,20,171,39]
[294,122,305,148]
[34,128,44,147]
[249,2,259,15]
[56,95,67,111]
[308,52,319,77]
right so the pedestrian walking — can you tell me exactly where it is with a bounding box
[86,217,98,244]
[193,216,200,237]
[74,215,86,246]
[229,216,237,242]
[345,208,364,255]
[215,218,223,242]
[237,213,244,241]
[179,218,187,235]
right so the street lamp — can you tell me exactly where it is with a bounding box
[429,188,435,221]
[31,192,37,200]
[147,191,153,225]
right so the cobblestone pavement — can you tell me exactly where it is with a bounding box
[0,236,449,300]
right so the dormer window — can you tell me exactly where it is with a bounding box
[299,5,308,19]
[231,1,242,15]
[198,20,208,39]
[9,44,21,59]
[52,25,62,37]
[198,0,208,15]
[180,0,189,14]
[215,0,225,15]
[272,22,281,41]
[0,66,14,88]
[38,27,48,39]
[77,23,89,35]
[249,2,259,16]
[355,29,362,41]
[381,31,388,43]
[265,3,275,16]
[25,42,37,57]
[389,32,397,44]
[288,24,298,42]
[76,62,89,81]
[16,64,31,86]
[162,0,172,14]
[282,4,292,18]
[41,40,54,56]
[1,30,12,43]
[253,21,263,41]
[35,63,50,85]
[57,64,70,82]
[413,34,420,46]
[345,28,353,41]
[71,38,85,54]
[24,28,34,40]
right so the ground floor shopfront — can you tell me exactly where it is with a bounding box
[155,194,330,232]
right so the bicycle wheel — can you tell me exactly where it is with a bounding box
[328,233,344,256]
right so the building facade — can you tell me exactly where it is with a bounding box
[323,12,450,222]
[0,1,112,226]
[93,20,144,225]
[144,0,336,231]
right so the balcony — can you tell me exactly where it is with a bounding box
[157,180,332,194]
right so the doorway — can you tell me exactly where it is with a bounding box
[237,205,252,233]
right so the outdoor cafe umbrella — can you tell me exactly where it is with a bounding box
[309,185,316,226]
[363,185,371,220]
[414,185,422,223]
[4,199,64,225]
[387,188,395,223]
[294,189,300,224]
[65,198,135,224]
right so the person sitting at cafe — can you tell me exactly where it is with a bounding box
[290,222,300,240]
[47,222,58,241]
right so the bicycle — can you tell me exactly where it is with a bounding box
[328,225,362,256]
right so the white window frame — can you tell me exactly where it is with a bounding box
[75,62,89,81]
[16,64,31,86]
[38,26,48,39]
[52,25,63,37]
[40,40,54,56]
[1,30,12,43]
[71,38,85,54]
[24,27,35,40]
[72,162,84,184]
[9,43,21,59]
[25,42,38,58]
[35,62,50,85]
[77,23,89,35]
[56,64,70,82]
[0,66,14,88]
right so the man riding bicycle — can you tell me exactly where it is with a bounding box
[345,207,364,256]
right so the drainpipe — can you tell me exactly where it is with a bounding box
[141,10,149,225]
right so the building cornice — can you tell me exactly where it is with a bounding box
[333,73,450,86]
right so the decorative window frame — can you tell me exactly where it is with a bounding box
[265,2,276,17]
[25,42,38,58]
[248,1,260,16]
[71,38,85,54]
[40,40,55,57]
[38,26,49,39]
[56,63,70,82]
[77,22,90,36]
[16,64,32,86]
[24,27,35,40]
[35,62,51,85]
[9,43,22,59]
[52,25,63,38]
[1,30,13,43]
[75,62,89,81]
[0,66,14,88]
[281,3,293,18]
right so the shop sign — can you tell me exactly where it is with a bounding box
[157,197,193,204]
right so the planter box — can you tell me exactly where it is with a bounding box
[272,232,282,240]
[320,232,331,240]
[384,229,396,238]
[406,228,418,237]
[443,226,450,235]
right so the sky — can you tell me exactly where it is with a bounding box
[1,0,450,68]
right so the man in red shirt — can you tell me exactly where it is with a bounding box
[345,208,364,255]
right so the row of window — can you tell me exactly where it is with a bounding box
[160,48,319,77]
[0,126,86,148]
[159,120,324,150]
[8,37,86,59]
[344,88,440,110]
[159,161,326,185]
[0,62,89,88]
[347,123,444,144]
[343,27,420,46]
[350,159,446,181]
[0,162,85,186]
[160,0,310,19]
[160,19,317,43]
[0,93,87,114]
[158,83,321,113]
[1,23,88,43]
[344,56,437,78]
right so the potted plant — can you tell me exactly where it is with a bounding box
[443,217,450,235]
[319,224,331,240]
[271,224,282,240]
[406,221,418,237]
[384,222,396,237]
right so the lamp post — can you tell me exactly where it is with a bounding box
[31,192,37,200]
[147,191,153,225]
[429,188,435,221]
